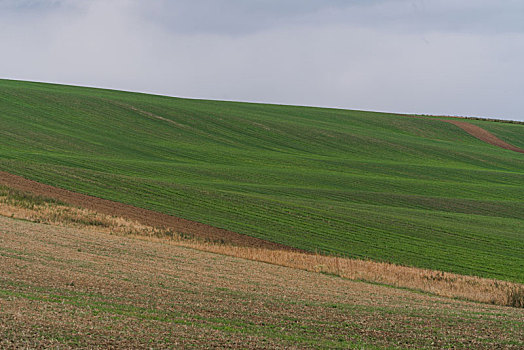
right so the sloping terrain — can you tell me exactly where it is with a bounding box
[0,79,523,282]
[443,119,524,153]
[0,171,293,250]
[1,215,523,349]
[465,119,524,150]
[2,184,522,308]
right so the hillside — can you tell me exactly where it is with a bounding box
[1,215,523,349]
[0,79,523,282]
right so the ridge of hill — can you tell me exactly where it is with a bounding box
[0,79,523,282]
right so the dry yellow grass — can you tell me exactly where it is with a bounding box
[1,186,522,308]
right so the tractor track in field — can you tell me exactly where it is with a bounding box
[401,113,524,153]
[442,119,524,154]
[0,171,301,252]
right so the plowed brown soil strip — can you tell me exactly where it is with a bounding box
[443,119,524,153]
[0,171,297,251]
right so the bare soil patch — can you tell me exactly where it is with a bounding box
[0,171,298,251]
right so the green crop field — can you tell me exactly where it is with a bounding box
[1,79,523,282]
[465,119,524,150]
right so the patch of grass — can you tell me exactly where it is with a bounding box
[505,286,524,308]
[0,79,523,282]
[0,185,66,209]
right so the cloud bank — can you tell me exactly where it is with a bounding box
[1,0,523,120]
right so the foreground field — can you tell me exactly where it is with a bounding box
[1,216,523,349]
[1,79,523,282]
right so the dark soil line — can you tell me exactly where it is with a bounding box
[442,119,524,154]
[0,171,301,252]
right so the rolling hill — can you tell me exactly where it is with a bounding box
[0,78,523,282]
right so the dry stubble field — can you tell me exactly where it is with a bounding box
[0,216,523,349]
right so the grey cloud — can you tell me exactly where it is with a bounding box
[129,0,356,36]
[135,0,524,36]
[0,0,70,13]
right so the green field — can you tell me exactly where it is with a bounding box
[0,79,523,282]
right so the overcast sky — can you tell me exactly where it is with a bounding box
[1,0,523,121]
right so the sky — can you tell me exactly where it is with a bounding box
[1,0,523,121]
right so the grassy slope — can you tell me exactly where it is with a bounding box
[1,216,522,349]
[466,119,524,150]
[0,79,523,282]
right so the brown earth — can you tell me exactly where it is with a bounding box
[442,119,524,153]
[1,216,523,349]
[0,171,299,252]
